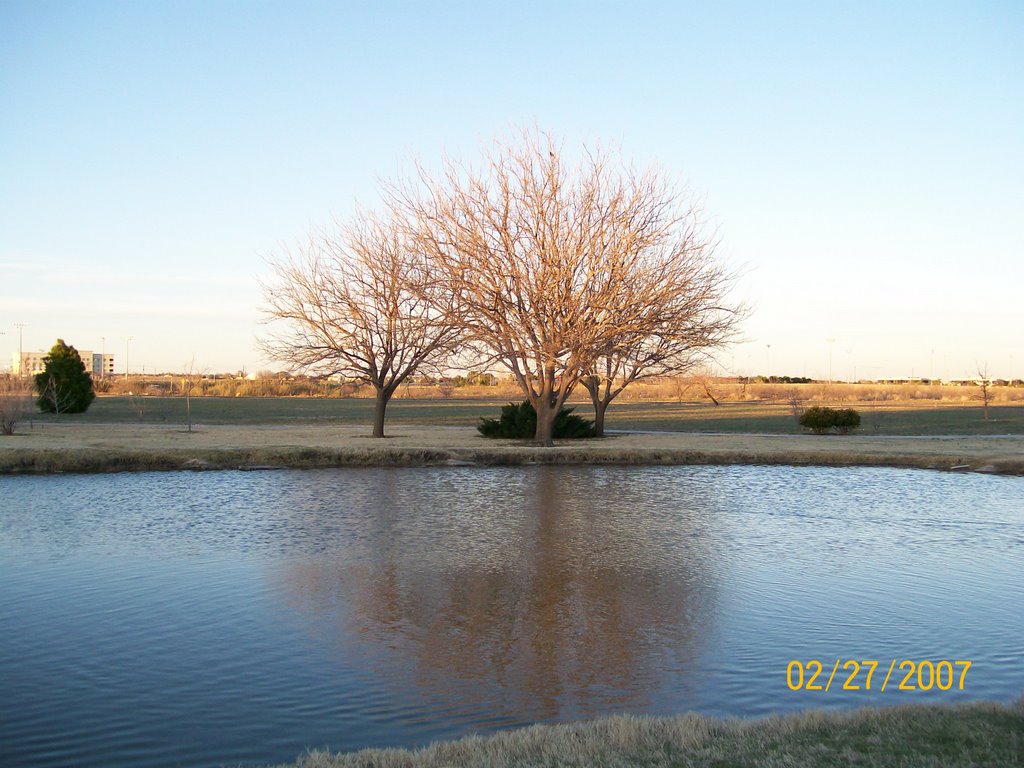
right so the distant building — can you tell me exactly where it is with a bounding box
[11,351,47,376]
[877,377,934,385]
[12,349,115,377]
[89,352,116,376]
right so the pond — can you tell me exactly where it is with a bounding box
[1,465,1021,767]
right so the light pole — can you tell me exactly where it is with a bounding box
[766,344,772,381]
[14,322,26,377]
[826,337,836,384]
[124,336,133,382]
[100,336,105,378]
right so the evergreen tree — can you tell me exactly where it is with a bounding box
[34,339,96,414]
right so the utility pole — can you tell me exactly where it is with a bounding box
[124,336,133,382]
[14,323,26,377]
[826,337,836,384]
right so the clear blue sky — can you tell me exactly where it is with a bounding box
[2,1,1021,380]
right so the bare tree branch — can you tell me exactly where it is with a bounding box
[260,210,462,437]
[391,127,741,443]
[0,376,32,435]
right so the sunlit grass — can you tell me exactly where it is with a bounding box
[271,699,1023,768]
[28,395,1024,436]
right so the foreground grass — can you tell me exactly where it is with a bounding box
[273,700,1023,768]
[27,396,1024,436]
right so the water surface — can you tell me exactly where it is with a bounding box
[1,465,1021,767]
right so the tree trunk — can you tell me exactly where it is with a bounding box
[372,386,390,438]
[593,397,607,437]
[583,378,612,437]
[533,397,556,446]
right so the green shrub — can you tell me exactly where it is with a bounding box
[799,406,832,434]
[34,339,95,414]
[799,406,861,434]
[478,401,596,439]
[833,408,862,434]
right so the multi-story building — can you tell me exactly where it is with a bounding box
[11,351,47,376]
[89,353,116,376]
[11,349,115,376]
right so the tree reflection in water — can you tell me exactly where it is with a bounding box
[275,466,724,723]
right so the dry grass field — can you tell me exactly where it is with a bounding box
[95,375,1024,409]
[15,390,1024,434]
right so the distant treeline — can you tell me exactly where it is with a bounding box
[746,375,814,384]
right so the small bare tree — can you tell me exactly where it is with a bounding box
[0,376,32,435]
[36,374,77,416]
[395,128,739,445]
[977,364,992,421]
[691,366,724,406]
[181,356,207,433]
[261,210,461,438]
[788,391,807,424]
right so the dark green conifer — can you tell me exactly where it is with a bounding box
[34,339,96,414]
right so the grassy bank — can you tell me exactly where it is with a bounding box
[0,445,450,474]
[21,396,1024,435]
[2,423,1023,475]
[2,443,1023,476]
[273,699,1024,768]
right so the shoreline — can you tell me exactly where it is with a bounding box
[2,423,1022,475]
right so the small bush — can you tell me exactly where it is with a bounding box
[799,406,832,434]
[799,406,861,435]
[478,401,596,439]
[832,408,861,434]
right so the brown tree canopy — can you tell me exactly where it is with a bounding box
[260,211,460,437]
[392,128,739,444]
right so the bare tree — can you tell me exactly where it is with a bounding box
[394,128,739,444]
[181,356,207,433]
[36,373,77,416]
[0,375,32,435]
[261,210,461,438]
[977,364,992,421]
[691,366,725,406]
